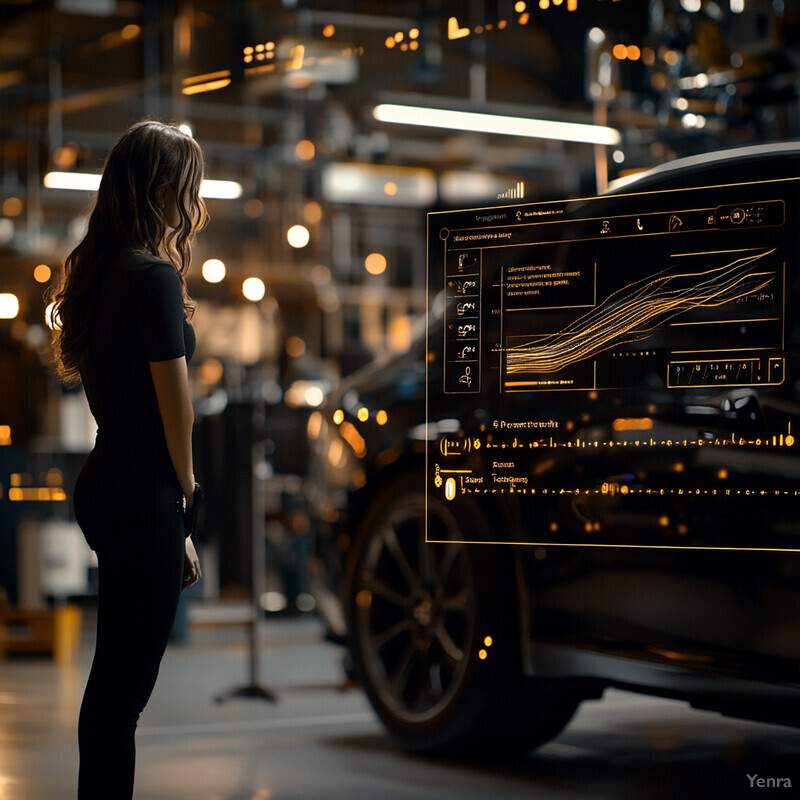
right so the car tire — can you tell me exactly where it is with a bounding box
[348,473,580,756]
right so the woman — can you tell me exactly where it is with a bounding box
[49,120,207,799]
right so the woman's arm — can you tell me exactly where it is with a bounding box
[150,356,195,505]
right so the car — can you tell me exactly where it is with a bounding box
[306,142,800,757]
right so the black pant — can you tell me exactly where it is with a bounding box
[74,448,185,799]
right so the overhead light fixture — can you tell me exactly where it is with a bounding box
[321,162,437,206]
[0,293,19,319]
[440,171,524,203]
[43,172,243,199]
[373,103,621,146]
[199,179,243,199]
[43,171,100,191]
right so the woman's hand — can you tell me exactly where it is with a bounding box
[182,537,202,591]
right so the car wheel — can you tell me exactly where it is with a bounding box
[348,474,580,756]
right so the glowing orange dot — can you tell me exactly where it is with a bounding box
[409,41,418,50]
[613,43,628,60]
[478,649,488,660]
[322,24,335,37]
[538,0,549,8]
[627,45,641,60]
[255,43,264,52]
[121,24,140,39]
[303,200,322,225]
[244,46,254,55]
[519,10,530,21]
[383,181,397,196]
[400,42,408,51]
[409,28,419,39]
[515,0,527,10]
[266,41,275,50]
[2,197,22,217]
[285,336,306,357]
[365,252,386,275]
[245,198,263,218]
[33,264,51,283]
[244,54,253,63]
[356,590,372,607]
[385,36,395,48]
[357,408,369,422]
[394,31,403,42]
[295,139,315,161]
[498,19,507,28]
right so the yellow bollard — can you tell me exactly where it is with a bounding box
[54,605,82,664]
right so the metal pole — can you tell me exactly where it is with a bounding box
[249,439,267,687]
[214,405,276,703]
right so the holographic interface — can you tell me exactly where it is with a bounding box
[426,178,800,549]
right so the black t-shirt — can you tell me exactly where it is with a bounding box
[80,248,195,464]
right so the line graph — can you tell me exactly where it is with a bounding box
[505,249,776,376]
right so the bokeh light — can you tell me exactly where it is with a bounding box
[364,252,387,275]
[242,277,266,301]
[287,224,310,248]
[202,258,226,283]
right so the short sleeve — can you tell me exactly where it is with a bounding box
[140,263,187,362]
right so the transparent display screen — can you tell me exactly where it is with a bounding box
[426,178,800,549]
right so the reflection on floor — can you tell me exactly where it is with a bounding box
[1,612,799,800]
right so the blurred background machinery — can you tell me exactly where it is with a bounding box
[0,0,797,613]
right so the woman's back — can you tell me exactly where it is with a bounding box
[80,248,195,464]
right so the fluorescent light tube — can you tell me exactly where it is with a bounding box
[373,104,621,146]
[43,171,101,191]
[44,172,242,199]
[198,179,243,199]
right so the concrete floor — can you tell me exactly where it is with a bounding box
[2,610,800,800]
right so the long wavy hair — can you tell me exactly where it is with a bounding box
[49,120,209,385]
